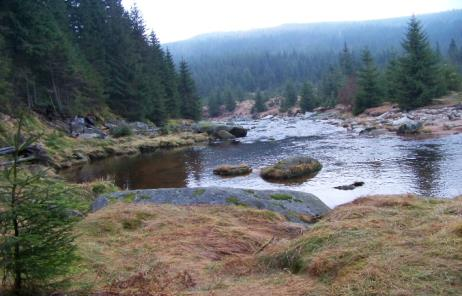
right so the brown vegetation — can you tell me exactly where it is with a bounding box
[68,194,462,295]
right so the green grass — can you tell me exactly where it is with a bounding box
[122,193,136,203]
[193,188,206,196]
[226,196,248,207]
[270,194,293,201]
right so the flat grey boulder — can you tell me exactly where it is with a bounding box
[91,187,330,223]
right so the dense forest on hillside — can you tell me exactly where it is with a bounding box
[0,0,201,123]
[167,10,462,107]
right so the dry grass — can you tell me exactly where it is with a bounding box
[70,203,304,295]
[263,194,462,295]
[67,194,462,295]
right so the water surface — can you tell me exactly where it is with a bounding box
[61,117,462,208]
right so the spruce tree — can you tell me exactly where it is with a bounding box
[0,119,78,293]
[448,39,459,65]
[300,82,316,112]
[224,90,236,112]
[0,34,12,113]
[354,48,382,115]
[162,50,180,118]
[340,42,354,76]
[178,60,201,120]
[253,91,266,113]
[385,56,401,102]
[397,16,441,110]
[208,92,222,117]
[283,82,297,110]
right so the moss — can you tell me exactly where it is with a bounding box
[193,188,206,196]
[122,193,136,203]
[270,194,293,201]
[226,196,247,207]
[139,195,151,201]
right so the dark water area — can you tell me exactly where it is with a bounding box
[61,117,462,208]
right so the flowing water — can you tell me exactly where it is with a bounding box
[61,117,462,208]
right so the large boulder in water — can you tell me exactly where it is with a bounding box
[228,126,247,137]
[261,156,322,181]
[90,187,330,223]
[213,164,252,176]
[393,117,422,135]
[214,130,236,140]
[192,122,248,138]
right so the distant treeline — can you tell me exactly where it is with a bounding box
[207,16,462,116]
[167,10,462,112]
[0,0,201,124]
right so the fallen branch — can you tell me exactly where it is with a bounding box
[0,156,37,166]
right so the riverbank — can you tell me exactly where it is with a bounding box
[67,194,462,295]
[0,112,211,170]
[315,93,462,138]
[211,92,462,139]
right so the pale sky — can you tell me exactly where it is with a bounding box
[121,0,462,43]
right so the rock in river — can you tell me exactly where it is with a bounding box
[260,156,322,181]
[91,187,330,223]
[213,164,252,176]
[393,117,423,135]
[214,130,236,140]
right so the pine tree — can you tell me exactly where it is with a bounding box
[178,60,201,120]
[320,66,342,107]
[224,90,236,112]
[354,48,382,115]
[0,34,12,113]
[252,91,266,113]
[162,50,180,118]
[340,42,354,76]
[300,82,316,112]
[385,56,401,102]
[208,92,222,117]
[397,16,441,110]
[282,81,297,110]
[448,39,459,65]
[0,119,78,293]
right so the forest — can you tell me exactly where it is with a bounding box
[0,0,201,124]
[167,10,462,113]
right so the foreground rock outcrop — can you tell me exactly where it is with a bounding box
[260,156,322,181]
[91,187,330,223]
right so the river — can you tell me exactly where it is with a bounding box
[61,116,462,208]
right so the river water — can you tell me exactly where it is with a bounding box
[61,117,462,208]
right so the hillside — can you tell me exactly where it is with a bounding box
[166,10,462,97]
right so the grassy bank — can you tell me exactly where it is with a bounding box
[0,113,209,169]
[65,194,462,295]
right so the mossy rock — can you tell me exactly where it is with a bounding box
[261,156,322,181]
[213,164,252,177]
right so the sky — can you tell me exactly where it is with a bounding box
[121,0,462,43]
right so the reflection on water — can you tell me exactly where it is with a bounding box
[404,144,443,197]
[61,118,462,208]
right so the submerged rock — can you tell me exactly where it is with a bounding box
[91,187,330,223]
[260,156,322,181]
[334,181,365,190]
[213,164,252,176]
